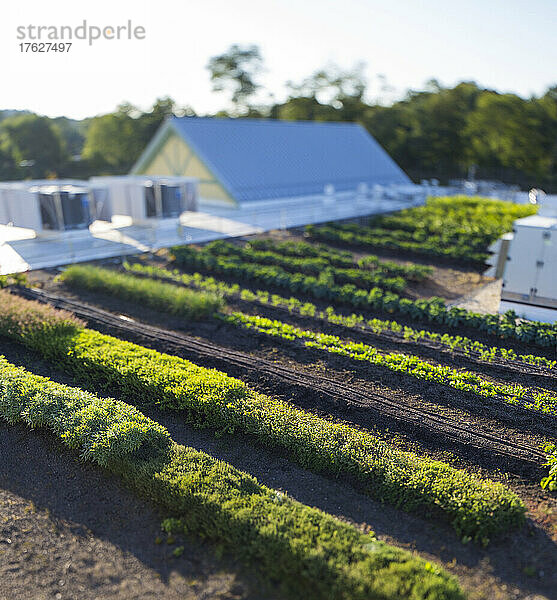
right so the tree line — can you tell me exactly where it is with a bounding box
[1,44,556,191]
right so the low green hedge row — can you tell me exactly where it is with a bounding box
[0,291,526,543]
[248,238,354,261]
[124,262,556,369]
[215,238,433,281]
[0,356,171,466]
[198,241,408,293]
[172,244,408,298]
[0,357,464,599]
[170,245,557,349]
[370,196,536,249]
[59,264,223,319]
[306,224,489,265]
[225,312,557,415]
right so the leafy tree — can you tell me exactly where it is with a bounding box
[273,96,340,122]
[286,63,367,106]
[207,44,263,113]
[81,98,192,174]
[0,114,67,178]
[279,64,368,122]
[465,92,549,178]
[137,96,194,143]
[0,145,18,179]
[368,82,481,175]
[534,86,557,180]
[53,117,89,157]
[82,106,140,170]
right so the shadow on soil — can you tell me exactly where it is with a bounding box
[0,422,270,600]
[0,341,556,600]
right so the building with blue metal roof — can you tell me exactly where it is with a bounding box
[131,116,411,206]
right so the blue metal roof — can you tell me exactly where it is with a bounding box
[170,116,410,203]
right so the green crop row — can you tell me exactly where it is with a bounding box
[0,272,27,289]
[0,291,526,543]
[58,264,223,319]
[172,244,408,297]
[170,245,557,349]
[124,262,556,370]
[249,238,354,261]
[306,223,489,265]
[372,196,536,244]
[225,313,557,416]
[199,240,408,293]
[69,263,549,413]
[541,443,557,491]
[306,196,536,265]
[230,238,434,281]
[0,356,465,599]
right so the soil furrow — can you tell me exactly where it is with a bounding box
[133,266,557,385]
[12,286,550,479]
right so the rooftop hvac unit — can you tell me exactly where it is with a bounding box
[89,176,198,224]
[489,191,557,323]
[90,186,112,222]
[0,180,93,233]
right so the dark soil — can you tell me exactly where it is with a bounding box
[0,421,269,600]
[1,341,556,600]
[241,229,489,300]
[29,283,555,477]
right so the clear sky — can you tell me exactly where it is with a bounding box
[1,0,555,120]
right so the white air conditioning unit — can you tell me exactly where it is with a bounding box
[89,176,198,224]
[498,214,557,322]
[0,180,93,234]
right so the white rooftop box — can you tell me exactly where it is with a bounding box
[500,214,557,320]
[0,180,93,233]
[90,176,198,224]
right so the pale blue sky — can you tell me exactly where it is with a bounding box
[1,0,555,119]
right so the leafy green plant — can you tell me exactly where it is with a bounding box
[59,264,223,319]
[541,443,557,491]
[0,357,464,600]
[198,240,409,293]
[170,245,557,349]
[225,312,557,415]
[0,272,28,289]
[124,262,557,369]
[306,196,537,266]
[214,238,433,282]
[0,291,526,543]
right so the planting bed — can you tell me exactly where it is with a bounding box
[12,287,554,475]
[0,422,259,600]
[2,197,556,600]
[1,340,554,600]
[6,277,553,598]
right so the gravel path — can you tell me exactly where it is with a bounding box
[448,279,502,314]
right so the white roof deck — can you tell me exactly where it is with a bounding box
[0,191,420,275]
